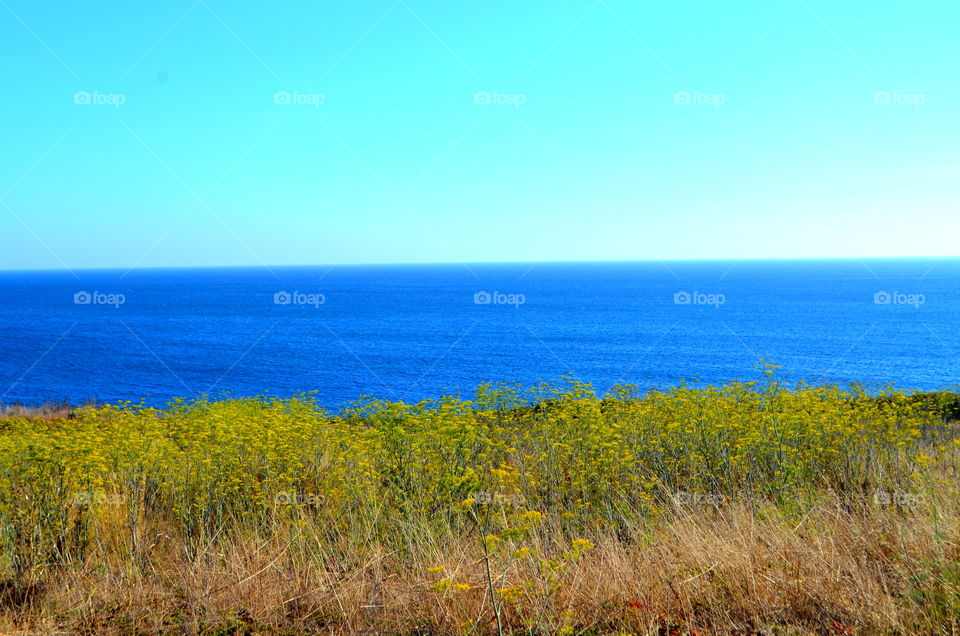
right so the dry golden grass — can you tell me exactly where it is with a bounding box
[0,402,79,421]
[1,498,956,634]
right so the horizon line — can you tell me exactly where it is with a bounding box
[0,255,957,274]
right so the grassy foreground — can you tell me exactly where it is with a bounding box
[1,371,959,634]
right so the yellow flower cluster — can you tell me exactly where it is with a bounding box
[0,375,954,576]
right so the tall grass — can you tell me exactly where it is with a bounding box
[0,370,958,633]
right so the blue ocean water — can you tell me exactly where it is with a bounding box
[0,259,957,408]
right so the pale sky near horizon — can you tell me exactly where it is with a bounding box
[1,0,958,270]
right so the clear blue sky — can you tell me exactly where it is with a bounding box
[1,0,958,270]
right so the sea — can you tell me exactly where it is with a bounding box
[0,258,957,408]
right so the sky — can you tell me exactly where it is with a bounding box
[1,0,958,270]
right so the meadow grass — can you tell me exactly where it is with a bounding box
[0,368,958,634]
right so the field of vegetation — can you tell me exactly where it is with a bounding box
[1,367,958,634]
